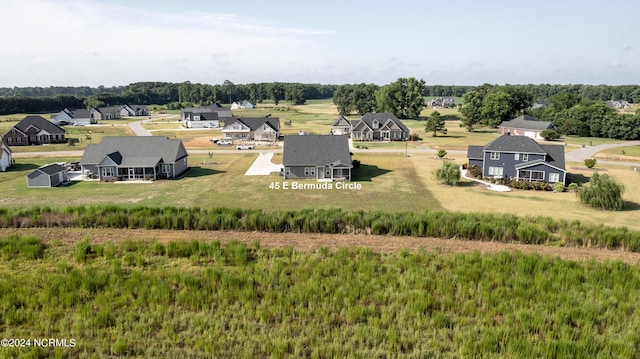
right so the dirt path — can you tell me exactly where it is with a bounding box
[3,228,640,265]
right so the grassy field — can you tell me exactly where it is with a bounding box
[0,236,639,357]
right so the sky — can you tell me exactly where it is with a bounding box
[1,0,640,87]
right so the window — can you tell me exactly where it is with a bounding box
[325,167,331,177]
[7,137,11,144]
[519,170,544,181]
[17,137,21,144]
[548,173,560,183]
[490,152,500,160]
[488,167,503,176]
[372,120,379,129]
[101,167,115,178]
[161,164,172,175]
[514,153,519,160]
[522,154,529,161]
[304,167,316,176]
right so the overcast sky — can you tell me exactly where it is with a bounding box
[2,0,639,87]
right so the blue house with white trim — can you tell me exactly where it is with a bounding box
[467,135,566,184]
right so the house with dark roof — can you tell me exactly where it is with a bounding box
[427,97,455,108]
[27,163,69,188]
[467,135,566,184]
[1,142,12,171]
[79,136,189,181]
[91,106,122,120]
[351,113,410,141]
[498,115,556,140]
[180,105,233,126]
[231,101,254,109]
[222,117,280,142]
[52,108,95,126]
[2,115,66,146]
[331,116,351,136]
[120,104,149,117]
[283,135,353,181]
[184,111,220,129]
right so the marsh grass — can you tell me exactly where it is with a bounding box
[1,237,639,357]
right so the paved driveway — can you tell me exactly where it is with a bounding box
[245,152,283,176]
[565,141,640,167]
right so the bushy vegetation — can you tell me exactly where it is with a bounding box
[540,129,561,141]
[433,161,461,186]
[576,173,625,211]
[2,205,640,251]
[584,158,597,169]
[1,237,640,357]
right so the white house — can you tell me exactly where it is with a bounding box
[52,108,95,126]
[1,142,12,171]
[231,101,255,109]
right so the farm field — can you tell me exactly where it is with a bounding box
[0,235,639,357]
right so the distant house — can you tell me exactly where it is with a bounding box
[184,112,220,129]
[331,116,351,136]
[79,136,189,181]
[91,106,122,120]
[231,101,255,109]
[222,117,280,142]
[467,135,566,184]
[531,100,548,109]
[351,112,410,141]
[180,105,233,126]
[27,163,69,188]
[1,142,12,171]
[283,135,353,181]
[498,115,556,140]
[428,97,455,108]
[120,104,149,117]
[606,100,631,109]
[52,108,95,126]
[2,115,66,146]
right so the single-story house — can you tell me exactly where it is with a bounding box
[231,101,254,109]
[498,115,556,140]
[27,163,69,188]
[180,105,233,125]
[606,100,631,109]
[283,135,353,181]
[91,106,122,120]
[427,97,455,108]
[223,117,280,142]
[52,108,95,126]
[1,142,12,171]
[351,112,410,141]
[331,116,351,136]
[184,112,219,128]
[120,104,149,117]
[79,136,189,181]
[467,135,566,184]
[2,115,66,146]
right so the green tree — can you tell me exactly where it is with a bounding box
[459,90,483,131]
[433,161,461,186]
[376,77,426,119]
[285,84,306,105]
[267,83,286,105]
[480,90,514,127]
[425,111,447,137]
[576,173,624,211]
[540,129,561,141]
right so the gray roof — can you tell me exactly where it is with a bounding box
[539,144,566,171]
[95,106,121,114]
[238,117,280,131]
[80,136,188,166]
[14,115,65,135]
[332,116,350,127]
[352,112,410,132]
[65,108,92,119]
[467,145,484,159]
[499,115,555,131]
[35,163,66,176]
[484,135,547,154]
[283,135,352,168]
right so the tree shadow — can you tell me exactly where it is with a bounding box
[457,181,480,188]
[352,164,392,181]
[623,201,640,211]
[10,163,40,171]
[182,166,226,178]
[566,173,589,184]
[433,135,465,139]
[442,115,461,121]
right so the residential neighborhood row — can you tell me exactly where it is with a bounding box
[2,106,568,189]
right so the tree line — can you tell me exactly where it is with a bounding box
[459,84,640,140]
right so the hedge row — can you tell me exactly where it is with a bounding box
[1,205,639,252]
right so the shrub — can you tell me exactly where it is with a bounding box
[552,182,565,192]
[576,173,624,211]
[467,165,482,179]
[433,161,461,186]
[409,133,422,141]
[584,158,597,169]
[437,149,447,158]
[568,183,579,191]
[540,129,561,141]
[352,159,361,168]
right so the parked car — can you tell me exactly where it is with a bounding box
[236,144,254,150]
[216,140,233,146]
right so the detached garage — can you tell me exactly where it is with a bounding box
[27,163,69,188]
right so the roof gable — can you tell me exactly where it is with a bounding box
[499,115,555,131]
[359,112,410,132]
[484,135,547,154]
[14,116,65,135]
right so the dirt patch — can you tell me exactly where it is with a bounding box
[2,228,640,265]
[183,137,216,147]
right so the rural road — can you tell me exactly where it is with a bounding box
[564,141,640,167]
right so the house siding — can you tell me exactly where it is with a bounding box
[483,152,545,178]
[517,163,566,184]
[285,166,314,179]
[173,157,188,177]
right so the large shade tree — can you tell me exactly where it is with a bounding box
[375,77,426,119]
